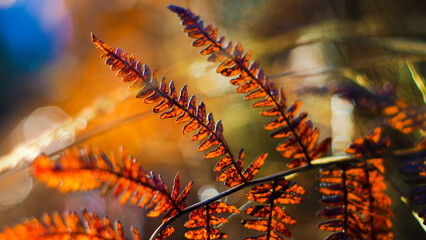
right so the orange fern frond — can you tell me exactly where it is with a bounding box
[215,149,268,187]
[0,209,139,240]
[242,179,305,239]
[184,202,239,240]
[92,34,267,187]
[345,127,390,157]
[317,163,393,240]
[168,5,332,168]
[382,100,426,134]
[317,128,393,240]
[32,147,192,224]
[155,227,175,240]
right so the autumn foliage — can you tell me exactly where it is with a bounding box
[167,5,332,169]
[0,210,139,240]
[1,4,425,240]
[317,128,393,240]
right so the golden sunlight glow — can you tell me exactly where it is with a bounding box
[0,89,130,173]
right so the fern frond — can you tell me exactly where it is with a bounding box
[184,202,239,240]
[216,149,268,187]
[242,179,305,239]
[382,100,426,134]
[0,209,139,240]
[155,227,175,240]
[92,34,267,187]
[32,147,192,224]
[345,127,390,157]
[168,5,332,168]
[317,128,393,239]
[317,163,393,240]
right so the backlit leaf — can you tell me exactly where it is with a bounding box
[243,179,304,239]
[92,34,260,187]
[33,147,192,223]
[0,210,140,240]
[317,129,393,239]
[168,5,331,168]
[184,202,238,240]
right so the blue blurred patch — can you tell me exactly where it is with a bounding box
[0,0,72,114]
[0,0,70,71]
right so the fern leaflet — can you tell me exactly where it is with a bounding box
[184,202,239,240]
[382,100,426,134]
[242,179,305,239]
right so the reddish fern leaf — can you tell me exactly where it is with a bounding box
[184,202,239,240]
[243,179,305,240]
[168,5,332,168]
[345,127,390,157]
[0,209,139,240]
[317,164,392,240]
[155,227,175,240]
[32,147,192,225]
[382,100,426,134]
[317,128,393,240]
[92,34,267,187]
[216,149,268,187]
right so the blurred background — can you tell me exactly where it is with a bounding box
[0,0,425,239]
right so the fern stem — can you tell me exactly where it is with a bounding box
[217,201,252,229]
[149,164,311,240]
[145,81,246,181]
[206,203,211,240]
[342,165,349,239]
[149,147,425,240]
[359,139,382,239]
[266,181,278,240]
[53,161,182,213]
[363,164,376,239]
[146,82,244,180]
